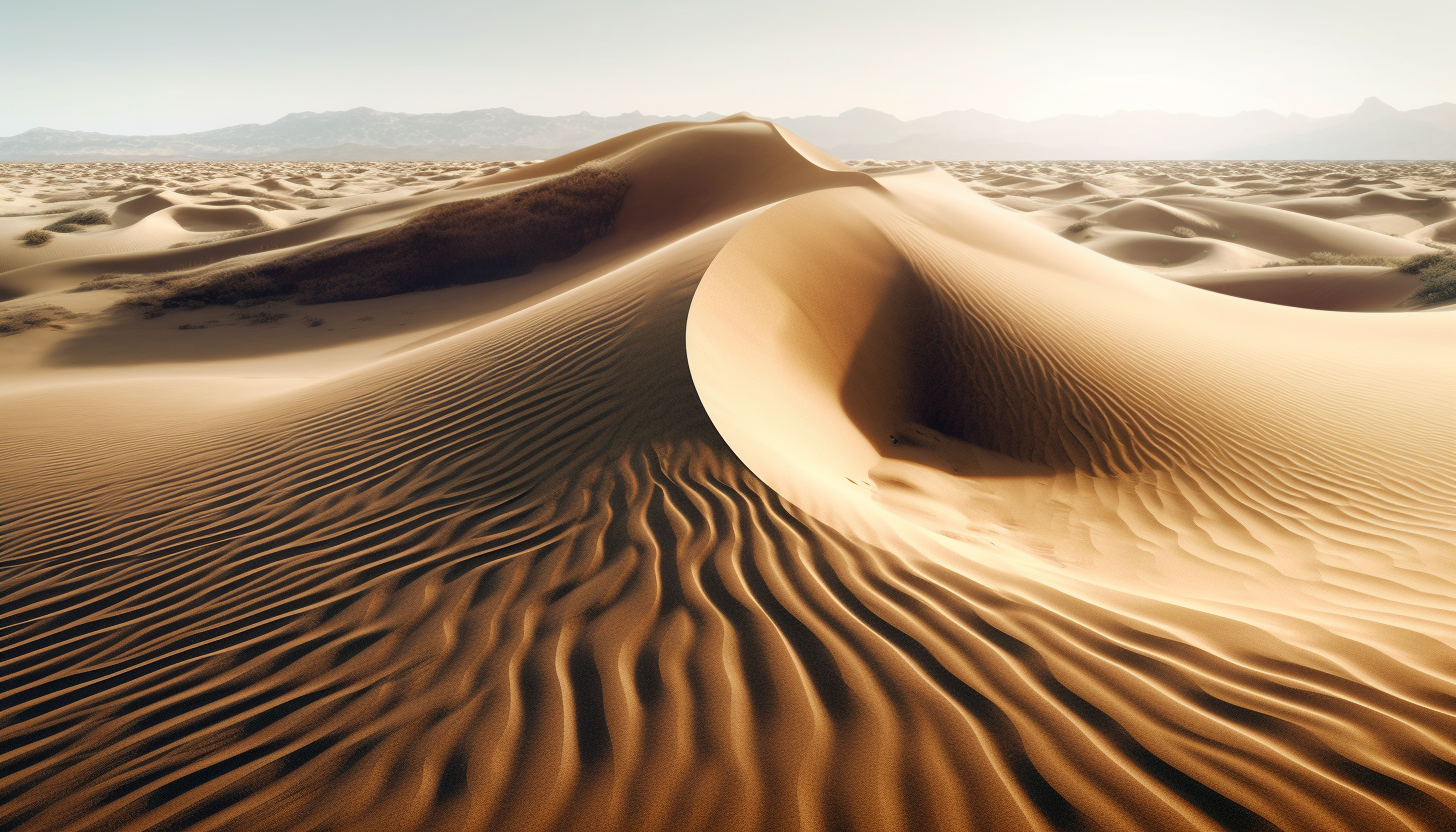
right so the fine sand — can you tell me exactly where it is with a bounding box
[2,118,1455,832]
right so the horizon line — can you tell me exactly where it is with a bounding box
[7,96,1453,139]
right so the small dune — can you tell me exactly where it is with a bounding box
[168,204,276,233]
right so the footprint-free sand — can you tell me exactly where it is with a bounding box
[3,117,1454,832]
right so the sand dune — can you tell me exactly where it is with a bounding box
[1171,266,1423,311]
[921,159,1456,304]
[3,119,1455,832]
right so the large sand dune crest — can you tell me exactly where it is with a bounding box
[3,118,1456,831]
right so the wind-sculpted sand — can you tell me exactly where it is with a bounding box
[854,158,1456,312]
[3,118,1454,832]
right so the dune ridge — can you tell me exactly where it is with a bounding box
[3,117,1455,831]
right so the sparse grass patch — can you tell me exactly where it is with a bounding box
[1170,226,1198,238]
[0,303,77,334]
[1065,219,1096,233]
[43,208,110,233]
[166,227,269,249]
[0,206,78,217]
[232,310,289,325]
[20,228,54,246]
[1272,252,1411,268]
[1262,248,1456,307]
[69,273,150,293]
[1401,249,1456,308]
[118,163,630,313]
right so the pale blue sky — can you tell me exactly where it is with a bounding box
[6,0,1454,135]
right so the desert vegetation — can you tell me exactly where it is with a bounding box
[1272,251,1412,268]
[99,164,628,314]
[43,208,110,233]
[166,227,270,249]
[1258,248,1456,307]
[0,206,76,217]
[1402,248,1456,307]
[19,228,54,246]
[0,303,77,334]
[232,310,290,325]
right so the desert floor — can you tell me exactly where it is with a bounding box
[2,118,1454,832]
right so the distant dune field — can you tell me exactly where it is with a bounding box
[2,117,1454,832]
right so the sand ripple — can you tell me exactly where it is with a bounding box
[3,119,1456,831]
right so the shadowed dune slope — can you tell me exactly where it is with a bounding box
[3,120,1456,832]
[1169,265,1423,311]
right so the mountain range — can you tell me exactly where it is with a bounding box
[5,98,1456,161]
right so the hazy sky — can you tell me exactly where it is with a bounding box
[7,0,1455,135]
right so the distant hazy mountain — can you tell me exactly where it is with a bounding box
[811,99,1456,160]
[5,99,1455,161]
[1223,98,1456,160]
[0,108,724,162]
[263,143,567,162]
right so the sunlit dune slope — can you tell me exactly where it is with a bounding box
[923,158,1456,310]
[3,118,1455,832]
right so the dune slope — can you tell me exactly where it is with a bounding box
[3,120,1455,832]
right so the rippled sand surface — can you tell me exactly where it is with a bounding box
[3,119,1454,831]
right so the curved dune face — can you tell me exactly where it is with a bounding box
[1083,232,1270,271]
[1093,199,1213,235]
[689,164,1456,829]
[167,205,277,233]
[689,165,1456,565]
[1412,216,1456,244]
[111,190,184,227]
[1153,197,1431,260]
[1172,265,1424,312]
[4,121,1456,832]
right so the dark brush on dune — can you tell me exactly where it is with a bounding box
[121,164,630,312]
[1403,248,1456,307]
[0,303,76,334]
[42,208,110,233]
[1261,248,1456,308]
[18,228,53,246]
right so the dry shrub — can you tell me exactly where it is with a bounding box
[0,304,77,334]
[166,227,268,249]
[20,228,54,246]
[1264,248,1456,308]
[127,164,629,311]
[69,274,148,293]
[1170,226,1198,238]
[0,207,75,217]
[44,209,111,232]
[232,310,290,325]
[1402,249,1456,308]
[1280,252,1409,268]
